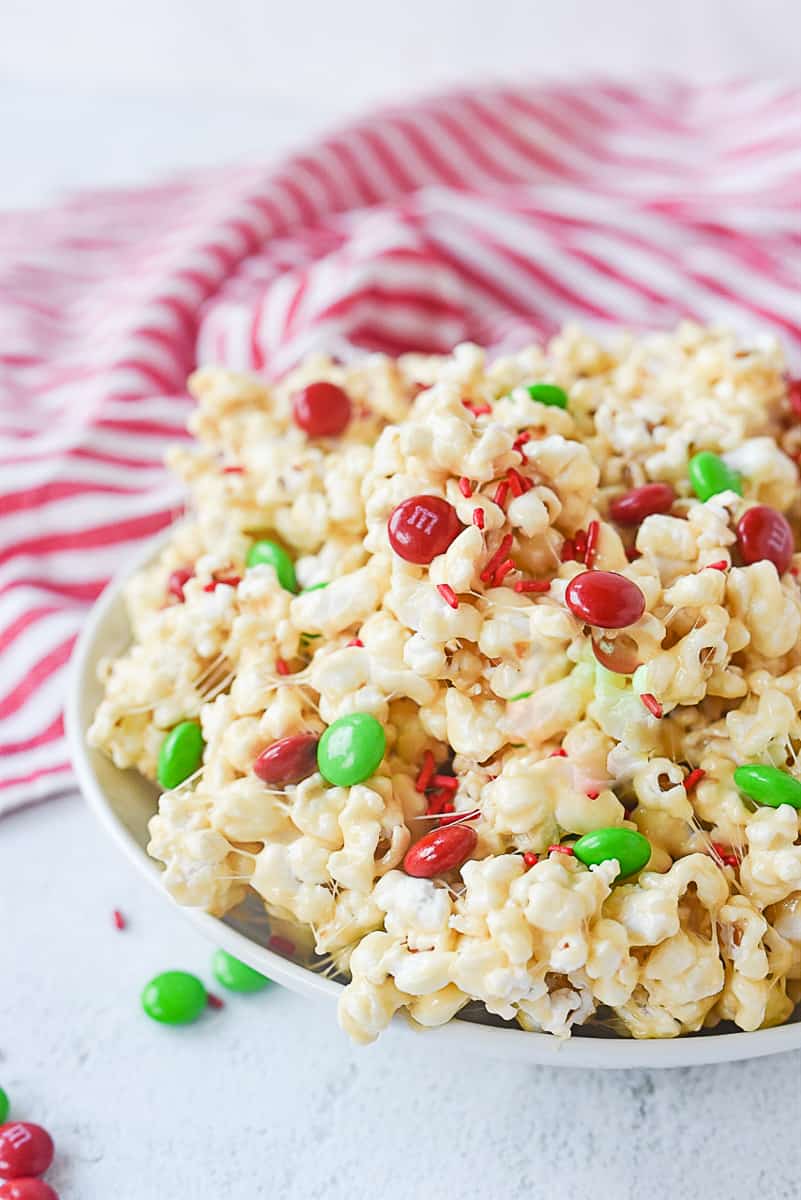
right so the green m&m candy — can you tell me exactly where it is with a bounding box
[573,827,652,879]
[212,949,271,994]
[0,1087,9,1124]
[246,539,297,592]
[688,451,742,502]
[157,721,204,790]
[317,712,386,786]
[733,764,801,810]
[141,971,207,1024]
[526,382,568,409]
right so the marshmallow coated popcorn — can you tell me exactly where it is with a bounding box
[89,325,801,1044]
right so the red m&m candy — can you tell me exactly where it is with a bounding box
[609,483,675,526]
[403,824,477,878]
[253,734,320,786]
[387,496,463,564]
[292,382,351,437]
[0,1124,54,1180]
[565,570,646,629]
[736,505,794,575]
[0,1181,60,1200]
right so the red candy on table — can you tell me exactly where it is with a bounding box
[0,1124,54,1180]
[292,381,351,437]
[565,570,646,629]
[609,483,676,525]
[0,1181,60,1200]
[253,734,320,786]
[736,505,794,575]
[387,496,463,564]
[403,824,477,878]
[167,567,193,602]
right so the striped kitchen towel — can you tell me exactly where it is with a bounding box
[1,79,800,814]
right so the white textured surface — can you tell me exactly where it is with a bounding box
[2,8,801,1193]
[2,795,799,1200]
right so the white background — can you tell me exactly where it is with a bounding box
[1,4,801,1198]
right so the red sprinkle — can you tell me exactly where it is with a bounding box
[550,748,568,757]
[514,578,551,593]
[167,567,194,601]
[440,800,455,814]
[275,658,290,676]
[507,467,530,496]
[112,909,126,931]
[683,768,706,792]
[492,480,510,510]
[472,508,485,529]
[493,558,516,586]
[704,560,729,572]
[585,520,600,569]
[346,637,364,648]
[560,538,576,562]
[221,464,245,474]
[574,528,588,559]
[462,399,492,417]
[481,533,513,582]
[458,476,473,497]
[523,851,539,868]
[432,774,459,791]
[625,547,641,562]
[203,575,241,592]
[640,693,663,719]
[207,992,225,1010]
[513,431,532,450]
[586,790,600,800]
[416,750,436,793]
[426,789,450,815]
[788,378,801,419]
[548,844,575,857]
[267,935,296,957]
[437,583,458,609]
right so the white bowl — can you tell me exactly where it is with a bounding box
[66,532,801,1068]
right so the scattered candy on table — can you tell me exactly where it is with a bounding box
[156,722,204,790]
[141,971,208,1025]
[0,1125,54,1181]
[245,539,298,592]
[387,495,463,564]
[733,764,801,810]
[687,450,742,501]
[565,570,646,629]
[253,734,320,786]
[573,828,652,878]
[212,949,271,994]
[317,712,386,786]
[291,381,351,437]
[0,1180,60,1200]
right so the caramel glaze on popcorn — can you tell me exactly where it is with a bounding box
[88,324,801,1045]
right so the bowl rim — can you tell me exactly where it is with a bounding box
[65,529,801,1068]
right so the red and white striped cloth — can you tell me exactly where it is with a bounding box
[1,80,800,815]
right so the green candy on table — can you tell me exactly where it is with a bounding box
[317,712,386,787]
[141,971,208,1024]
[157,721,204,790]
[733,764,801,810]
[212,949,271,994]
[246,539,297,592]
[526,382,568,409]
[573,827,652,879]
[0,1086,8,1124]
[688,451,742,502]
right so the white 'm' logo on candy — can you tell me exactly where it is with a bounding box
[5,1125,32,1148]
[407,506,438,534]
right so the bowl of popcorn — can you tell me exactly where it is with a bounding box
[67,324,801,1068]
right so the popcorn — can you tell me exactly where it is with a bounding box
[91,327,801,1046]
